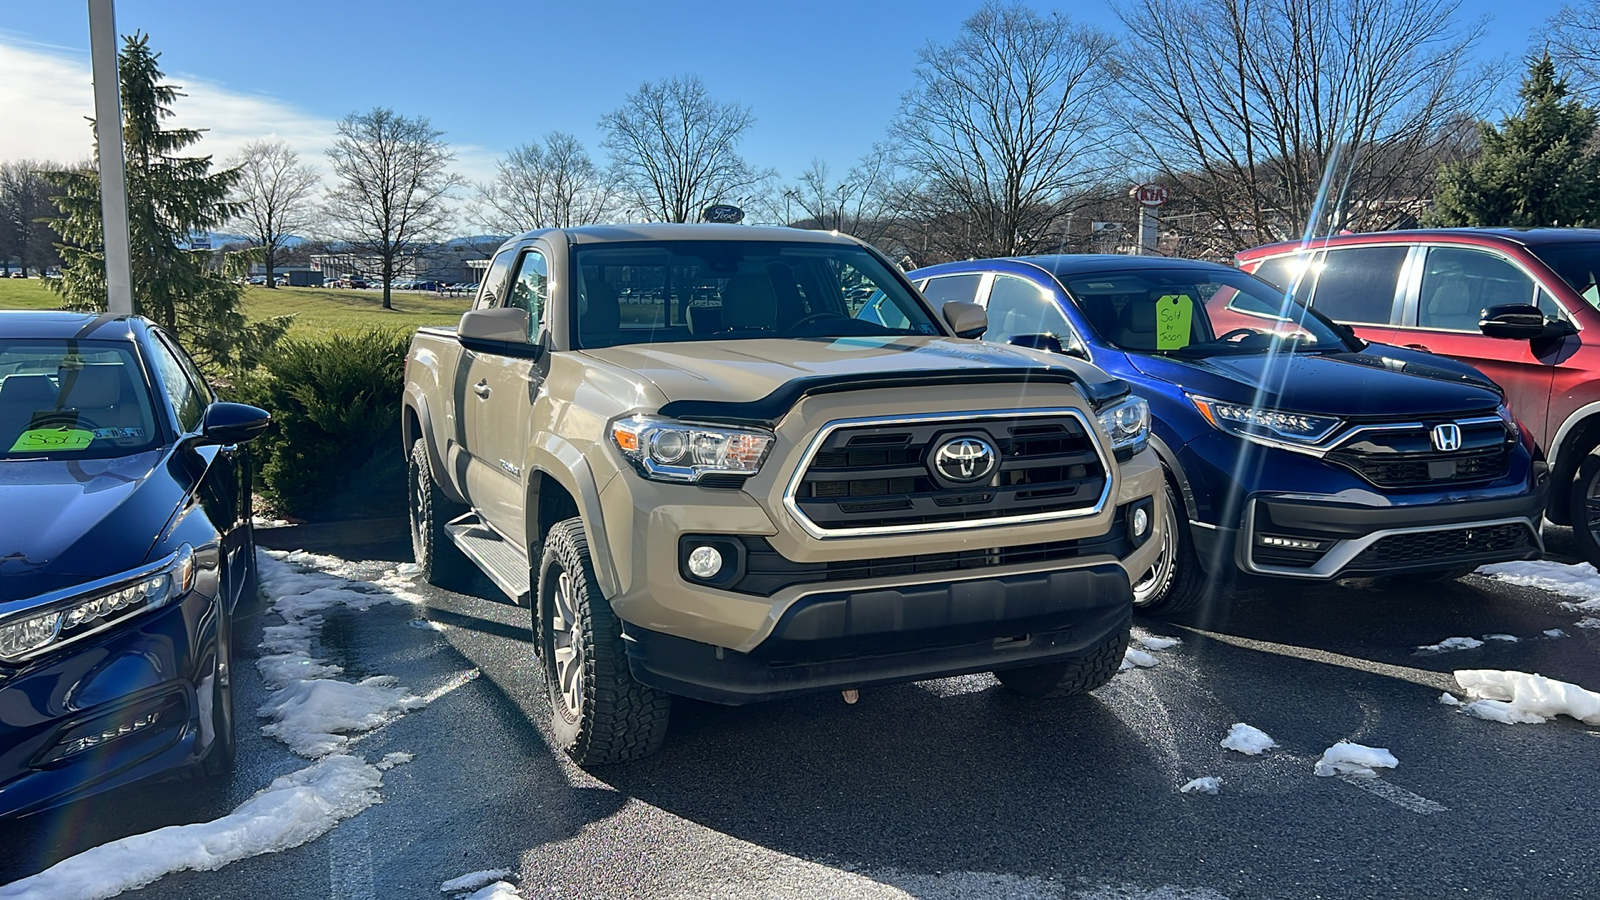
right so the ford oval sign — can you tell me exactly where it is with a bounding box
[701,204,745,224]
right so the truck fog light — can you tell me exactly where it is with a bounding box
[1132,507,1150,538]
[687,546,723,579]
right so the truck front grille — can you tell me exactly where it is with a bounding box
[786,412,1109,536]
[1324,417,1512,489]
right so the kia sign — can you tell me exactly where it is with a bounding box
[1135,183,1169,208]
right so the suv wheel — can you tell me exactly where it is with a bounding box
[538,517,671,766]
[1131,482,1208,617]
[409,439,474,589]
[1572,450,1600,569]
[993,617,1131,698]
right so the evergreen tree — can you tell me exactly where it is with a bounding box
[44,32,287,370]
[1429,54,1600,227]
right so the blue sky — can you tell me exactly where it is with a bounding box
[0,0,1572,190]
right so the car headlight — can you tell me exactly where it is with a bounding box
[610,415,775,484]
[1191,396,1342,445]
[0,545,195,663]
[1097,395,1150,459]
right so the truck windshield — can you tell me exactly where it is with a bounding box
[0,339,162,460]
[1529,242,1600,310]
[1061,267,1351,358]
[570,240,942,349]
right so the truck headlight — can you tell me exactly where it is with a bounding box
[611,415,775,484]
[0,546,195,663]
[1191,396,1341,446]
[1097,395,1150,459]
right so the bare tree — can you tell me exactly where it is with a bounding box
[1546,3,1600,96]
[782,145,908,252]
[229,139,320,288]
[890,2,1114,260]
[600,75,768,223]
[0,161,65,277]
[324,108,463,308]
[471,131,614,234]
[1111,0,1491,255]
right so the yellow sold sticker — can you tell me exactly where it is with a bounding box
[1155,294,1195,350]
[9,427,95,452]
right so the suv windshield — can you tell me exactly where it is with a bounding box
[1061,267,1350,358]
[1529,242,1600,310]
[571,240,941,349]
[0,339,161,460]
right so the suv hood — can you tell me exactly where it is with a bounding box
[581,337,1121,410]
[0,451,177,602]
[1125,347,1504,418]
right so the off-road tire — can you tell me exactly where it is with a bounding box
[1571,451,1600,569]
[1132,481,1209,617]
[409,438,474,589]
[994,617,1131,698]
[538,517,671,766]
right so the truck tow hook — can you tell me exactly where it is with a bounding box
[842,689,859,705]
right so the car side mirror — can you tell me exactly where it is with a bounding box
[1479,304,1576,340]
[942,301,988,339]
[197,401,271,445]
[1008,333,1064,355]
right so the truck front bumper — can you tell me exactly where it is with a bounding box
[621,562,1131,705]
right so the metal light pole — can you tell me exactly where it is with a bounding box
[89,0,134,316]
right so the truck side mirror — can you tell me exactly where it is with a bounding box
[459,307,530,343]
[1480,304,1576,340]
[942,301,988,339]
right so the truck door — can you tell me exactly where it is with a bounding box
[462,246,549,543]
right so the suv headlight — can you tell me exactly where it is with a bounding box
[1097,395,1150,459]
[0,545,195,663]
[610,415,775,484]
[1191,396,1342,445]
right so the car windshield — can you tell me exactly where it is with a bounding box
[571,240,942,349]
[1060,267,1351,358]
[0,339,162,460]
[1529,242,1600,310]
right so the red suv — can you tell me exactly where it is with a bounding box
[1237,228,1600,563]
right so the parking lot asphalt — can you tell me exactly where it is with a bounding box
[1,524,1596,900]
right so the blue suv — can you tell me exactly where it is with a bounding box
[903,256,1549,614]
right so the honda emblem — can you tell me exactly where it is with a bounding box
[1431,423,1462,452]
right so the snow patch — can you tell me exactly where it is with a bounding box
[410,618,446,631]
[1483,633,1519,642]
[1454,669,1600,725]
[462,884,522,900]
[1438,692,1462,706]
[1416,636,1483,653]
[1577,617,1600,629]
[1313,741,1398,778]
[1120,648,1159,671]
[0,754,395,900]
[1478,560,1600,609]
[1219,723,1278,755]
[1544,629,1568,638]
[1179,777,1221,795]
[1136,634,1182,652]
[442,870,513,894]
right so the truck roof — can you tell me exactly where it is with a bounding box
[513,223,864,246]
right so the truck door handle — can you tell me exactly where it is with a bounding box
[1403,343,1432,353]
[473,380,491,398]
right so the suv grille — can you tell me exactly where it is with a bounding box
[1349,522,1534,568]
[789,413,1109,534]
[1324,418,1512,488]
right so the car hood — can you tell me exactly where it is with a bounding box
[0,450,180,602]
[1125,347,1504,417]
[580,336,1121,408]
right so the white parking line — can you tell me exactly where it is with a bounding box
[1337,774,1449,815]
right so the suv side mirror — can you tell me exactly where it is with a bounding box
[942,301,988,339]
[196,401,271,445]
[1480,304,1577,340]
[1008,333,1064,355]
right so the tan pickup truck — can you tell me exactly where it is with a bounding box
[402,223,1167,765]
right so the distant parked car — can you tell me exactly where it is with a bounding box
[1237,228,1600,565]
[0,311,271,817]
[247,275,267,285]
[7,272,26,279]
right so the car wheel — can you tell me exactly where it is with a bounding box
[538,517,671,766]
[1131,481,1209,617]
[409,438,474,589]
[1571,451,1600,569]
[993,616,1131,698]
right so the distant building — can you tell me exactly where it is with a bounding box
[310,237,502,285]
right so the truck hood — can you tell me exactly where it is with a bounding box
[0,451,175,602]
[1125,347,1504,418]
[580,337,1123,412]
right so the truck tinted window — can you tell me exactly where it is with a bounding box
[506,249,548,338]
[476,248,517,310]
[1308,246,1406,325]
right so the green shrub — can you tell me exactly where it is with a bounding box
[231,329,411,521]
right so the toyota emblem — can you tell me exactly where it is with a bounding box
[933,436,998,483]
[1431,422,1462,452]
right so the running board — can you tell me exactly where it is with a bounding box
[445,516,530,604]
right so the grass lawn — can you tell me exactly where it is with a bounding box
[0,278,468,338]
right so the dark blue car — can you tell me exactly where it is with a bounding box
[0,312,269,817]
[902,256,1549,614]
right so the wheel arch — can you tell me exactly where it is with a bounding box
[404,391,466,506]
[524,435,621,600]
[1546,405,1600,524]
